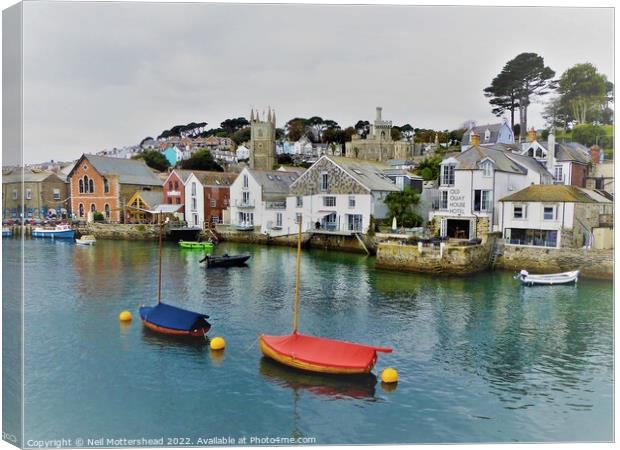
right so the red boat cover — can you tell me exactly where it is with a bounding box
[262,333,392,370]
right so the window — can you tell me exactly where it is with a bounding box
[90,204,96,212]
[174,181,179,190]
[440,191,448,210]
[191,197,197,211]
[481,161,493,177]
[295,213,302,224]
[175,197,181,205]
[191,182,196,196]
[168,181,173,190]
[243,174,249,189]
[25,189,32,200]
[276,212,283,227]
[348,196,356,208]
[323,196,336,207]
[211,216,219,224]
[104,204,110,219]
[211,199,216,208]
[554,166,563,183]
[474,190,491,212]
[513,204,527,219]
[242,191,250,205]
[78,179,84,193]
[53,189,61,200]
[296,196,303,208]
[168,198,172,204]
[83,176,89,192]
[441,164,455,186]
[103,178,109,193]
[12,189,18,200]
[320,172,329,191]
[543,205,556,220]
[89,179,94,193]
[79,203,84,217]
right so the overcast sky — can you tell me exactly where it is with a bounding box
[13,2,615,163]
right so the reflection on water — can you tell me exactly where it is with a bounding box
[8,239,613,444]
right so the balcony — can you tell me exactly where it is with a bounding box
[167,190,181,197]
[234,199,255,208]
[265,201,286,210]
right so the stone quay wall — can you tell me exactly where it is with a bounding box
[375,239,493,275]
[496,245,613,280]
[78,223,160,240]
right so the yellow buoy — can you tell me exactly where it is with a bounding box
[119,310,132,322]
[210,336,226,351]
[381,367,398,383]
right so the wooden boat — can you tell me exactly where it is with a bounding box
[259,218,392,375]
[201,252,251,268]
[140,212,211,338]
[179,240,214,250]
[75,235,97,246]
[514,269,579,286]
[32,224,75,239]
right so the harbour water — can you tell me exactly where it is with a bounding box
[4,238,614,444]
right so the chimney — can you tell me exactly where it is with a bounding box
[376,106,382,121]
[590,145,601,165]
[547,128,555,178]
[527,127,537,143]
[470,132,480,146]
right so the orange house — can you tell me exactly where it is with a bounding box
[68,154,163,223]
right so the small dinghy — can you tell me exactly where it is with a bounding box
[76,235,97,246]
[201,252,251,268]
[514,269,580,286]
[259,217,392,375]
[179,240,214,250]
[139,302,211,337]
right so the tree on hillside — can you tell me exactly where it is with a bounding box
[391,126,402,141]
[285,118,310,142]
[486,53,556,139]
[139,136,154,147]
[354,120,370,138]
[558,63,613,124]
[384,188,422,228]
[220,117,250,135]
[231,127,251,145]
[400,124,415,141]
[571,124,612,149]
[133,150,170,172]
[542,96,572,130]
[179,149,223,172]
[484,69,521,129]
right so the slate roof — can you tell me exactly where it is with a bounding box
[454,145,551,178]
[248,168,303,200]
[329,157,400,192]
[500,185,612,203]
[138,190,164,208]
[75,154,162,186]
[195,171,238,187]
[2,169,65,184]
[462,123,504,144]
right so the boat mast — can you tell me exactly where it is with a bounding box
[158,211,163,304]
[292,217,302,334]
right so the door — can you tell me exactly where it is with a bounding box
[440,218,447,238]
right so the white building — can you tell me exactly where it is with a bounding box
[499,184,613,249]
[287,156,400,234]
[461,121,515,151]
[429,145,552,239]
[184,173,205,227]
[229,167,303,234]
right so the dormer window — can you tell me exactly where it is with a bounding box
[481,161,493,177]
[484,129,491,142]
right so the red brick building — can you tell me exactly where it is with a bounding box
[68,154,163,222]
[197,172,238,225]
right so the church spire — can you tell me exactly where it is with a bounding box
[250,108,255,122]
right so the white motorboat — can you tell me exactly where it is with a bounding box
[75,235,97,246]
[514,269,579,286]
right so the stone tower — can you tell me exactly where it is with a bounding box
[249,107,276,170]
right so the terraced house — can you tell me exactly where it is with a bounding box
[68,154,162,222]
[2,169,68,219]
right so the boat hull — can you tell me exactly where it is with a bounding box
[515,270,580,286]
[179,240,214,250]
[32,229,75,239]
[205,253,251,268]
[259,334,391,375]
[141,319,211,337]
[139,303,211,338]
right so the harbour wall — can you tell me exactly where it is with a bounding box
[375,239,493,276]
[78,223,160,240]
[495,245,613,281]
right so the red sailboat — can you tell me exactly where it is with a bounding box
[259,218,392,375]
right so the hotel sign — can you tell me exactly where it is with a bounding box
[448,188,466,214]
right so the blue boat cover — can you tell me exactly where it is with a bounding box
[139,302,210,331]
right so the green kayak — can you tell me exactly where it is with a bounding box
[178,240,215,250]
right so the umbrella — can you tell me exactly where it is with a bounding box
[392,216,397,231]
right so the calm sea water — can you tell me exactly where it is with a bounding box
[3,238,614,445]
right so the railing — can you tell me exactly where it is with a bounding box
[265,201,286,210]
[507,238,558,248]
[234,199,255,208]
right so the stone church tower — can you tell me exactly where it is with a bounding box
[249,107,276,170]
